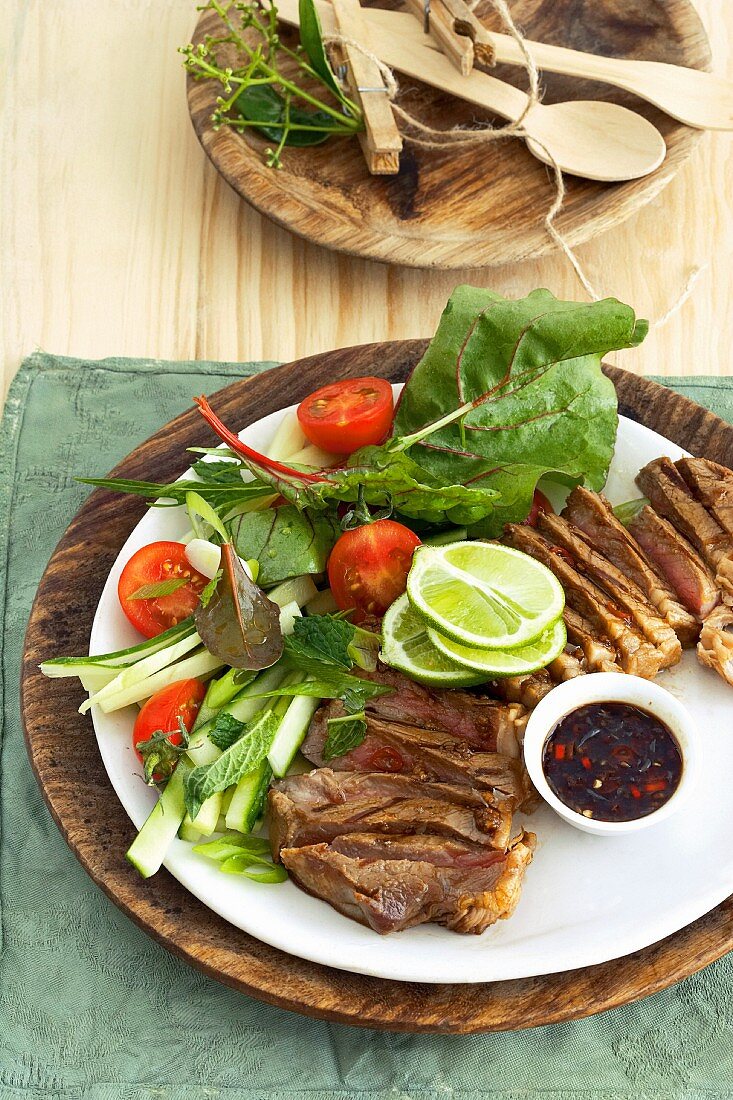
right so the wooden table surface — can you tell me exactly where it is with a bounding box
[2,1,732,401]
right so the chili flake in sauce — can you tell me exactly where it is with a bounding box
[542,702,682,822]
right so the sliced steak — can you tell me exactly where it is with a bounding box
[358,666,526,757]
[538,511,680,668]
[505,524,664,678]
[563,486,698,646]
[628,505,719,619]
[547,648,585,681]
[697,604,733,687]
[676,458,733,536]
[302,708,532,809]
[563,607,621,673]
[273,768,495,810]
[636,457,733,571]
[269,788,512,858]
[490,670,555,709]
[280,830,536,934]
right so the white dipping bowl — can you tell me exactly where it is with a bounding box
[523,673,699,836]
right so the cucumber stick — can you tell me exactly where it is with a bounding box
[39,617,195,675]
[225,759,273,833]
[126,762,190,878]
[268,694,321,777]
[193,667,257,733]
[186,665,288,767]
[80,630,204,713]
[93,649,224,714]
[191,792,221,835]
[178,817,203,843]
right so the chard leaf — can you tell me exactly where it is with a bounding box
[392,287,647,535]
[323,712,367,760]
[185,709,280,820]
[128,578,189,601]
[194,544,283,670]
[208,711,246,751]
[228,505,339,585]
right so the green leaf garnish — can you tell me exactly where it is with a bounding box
[128,578,189,601]
[323,712,367,761]
[207,711,246,752]
[184,709,281,821]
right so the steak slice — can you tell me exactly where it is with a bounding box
[269,788,512,858]
[280,830,536,934]
[302,708,532,810]
[636,457,733,570]
[562,486,698,646]
[628,506,719,619]
[677,458,733,536]
[490,670,555,709]
[505,524,664,678]
[537,511,680,668]
[563,607,621,673]
[697,604,733,687]
[273,768,495,810]
[358,666,526,757]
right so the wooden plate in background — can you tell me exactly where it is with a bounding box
[186,0,710,269]
[21,341,733,1033]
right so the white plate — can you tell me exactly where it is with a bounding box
[89,392,733,984]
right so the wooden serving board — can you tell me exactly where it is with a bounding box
[186,0,710,269]
[21,343,733,1033]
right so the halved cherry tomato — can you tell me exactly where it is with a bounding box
[118,541,208,638]
[524,489,555,527]
[327,520,421,623]
[132,678,206,764]
[297,377,394,455]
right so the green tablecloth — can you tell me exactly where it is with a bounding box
[2,352,732,1100]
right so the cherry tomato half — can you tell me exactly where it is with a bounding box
[524,489,555,527]
[327,520,421,623]
[132,678,206,764]
[118,541,208,638]
[297,377,394,455]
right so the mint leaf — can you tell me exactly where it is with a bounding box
[208,711,245,751]
[323,712,367,761]
[245,673,390,706]
[184,709,280,820]
[128,578,189,601]
[287,615,355,670]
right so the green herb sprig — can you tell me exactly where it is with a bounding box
[181,0,363,168]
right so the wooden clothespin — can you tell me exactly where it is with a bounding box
[330,0,402,175]
[437,0,496,67]
[403,0,474,77]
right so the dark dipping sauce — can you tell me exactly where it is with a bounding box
[543,702,683,822]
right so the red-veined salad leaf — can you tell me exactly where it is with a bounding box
[392,286,647,534]
[194,544,283,670]
[229,505,339,586]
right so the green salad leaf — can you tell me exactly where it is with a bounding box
[392,286,647,534]
[285,615,356,671]
[207,712,246,752]
[236,85,334,147]
[228,505,340,586]
[194,545,283,670]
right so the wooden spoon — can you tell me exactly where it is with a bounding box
[276,0,666,181]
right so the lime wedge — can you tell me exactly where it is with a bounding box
[381,595,488,687]
[429,617,567,676]
[407,541,564,650]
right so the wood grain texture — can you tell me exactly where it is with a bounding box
[187,0,707,268]
[20,341,733,1033]
[1,2,732,400]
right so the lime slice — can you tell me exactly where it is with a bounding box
[407,541,564,650]
[429,617,567,677]
[381,595,488,687]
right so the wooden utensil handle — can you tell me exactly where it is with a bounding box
[403,0,474,76]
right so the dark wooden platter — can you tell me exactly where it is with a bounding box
[21,341,733,1033]
[186,0,710,269]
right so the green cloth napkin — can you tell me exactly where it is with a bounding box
[2,352,732,1100]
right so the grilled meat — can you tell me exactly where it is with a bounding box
[505,524,665,678]
[636,457,733,571]
[697,604,733,687]
[547,648,586,681]
[563,607,621,673]
[537,511,681,668]
[628,505,719,620]
[269,785,512,858]
[357,666,525,757]
[273,768,496,811]
[280,830,536,935]
[490,670,555,708]
[562,486,698,644]
[677,458,733,536]
[302,706,532,810]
